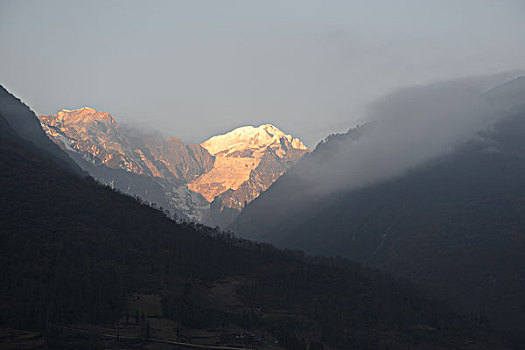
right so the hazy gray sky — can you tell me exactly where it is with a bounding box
[1,0,524,147]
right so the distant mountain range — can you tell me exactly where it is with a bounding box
[232,76,525,335]
[38,109,309,226]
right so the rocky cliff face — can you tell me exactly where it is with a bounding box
[189,124,309,226]
[190,125,308,194]
[208,141,309,227]
[39,107,213,222]
[39,108,214,184]
[39,109,308,227]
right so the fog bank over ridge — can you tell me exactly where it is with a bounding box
[296,80,502,195]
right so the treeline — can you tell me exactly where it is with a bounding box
[0,123,501,348]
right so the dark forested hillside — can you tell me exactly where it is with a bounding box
[0,87,505,348]
[232,77,525,341]
[275,110,525,333]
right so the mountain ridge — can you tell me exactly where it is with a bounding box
[231,76,525,337]
[38,108,309,226]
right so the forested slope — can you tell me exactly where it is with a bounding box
[232,77,525,341]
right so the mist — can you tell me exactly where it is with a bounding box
[295,79,501,195]
[118,121,165,141]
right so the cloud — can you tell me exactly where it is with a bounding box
[295,80,499,195]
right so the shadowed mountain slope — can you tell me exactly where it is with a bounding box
[0,86,81,174]
[232,77,525,338]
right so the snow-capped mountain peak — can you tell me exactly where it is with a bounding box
[201,124,307,157]
[188,124,309,203]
